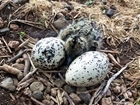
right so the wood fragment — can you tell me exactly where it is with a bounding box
[108,53,122,67]
[30,97,45,105]
[7,49,31,63]
[23,53,30,76]
[0,64,23,80]
[15,39,29,51]
[2,36,12,53]
[102,58,135,95]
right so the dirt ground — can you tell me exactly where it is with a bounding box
[0,0,140,105]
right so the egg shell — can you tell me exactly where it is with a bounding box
[31,37,66,70]
[65,51,109,87]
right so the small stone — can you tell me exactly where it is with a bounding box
[44,86,51,94]
[78,93,91,104]
[12,63,25,70]
[113,85,121,93]
[10,24,19,31]
[51,88,57,97]
[32,91,43,100]
[42,99,51,105]
[101,97,113,105]
[0,77,16,91]
[13,78,18,86]
[127,90,132,98]
[53,17,69,30]
[77,87,87,93]
[8,41,19,49]
[64,85,76,94]
[131,90,138,99]
[69,93,81,104]
[16,58,24,63]
[63,97,69,105]
[106,89,111,96]
[45,94,51,100]
[50,100,55,105]
[102,0,107,5]
[30,82,44,92]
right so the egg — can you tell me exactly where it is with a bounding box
[65,51,109,87]
[31,37,66,70]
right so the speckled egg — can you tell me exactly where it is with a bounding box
[31,37,66,70]
[65,51,109,87]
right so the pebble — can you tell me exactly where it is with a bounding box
[42,99,51,105]
[12,63,25,70]
[32,91,44,100]
[9,24,19,31]
[69,93,81,104]
[0,77,16,91]
[63,97,69,105]
[51,88,57,97]
[53,17,69,30]
[30,82,44,92]
[63,85,76,94]
[106,5,116,18]
[8,41,19,49]
[78,93,91,104]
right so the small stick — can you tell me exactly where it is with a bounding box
[2,36,12,53]
[18,68,37,85]
[101,50,120,54]
[30,97,45,105]
[102,59,135,95]
[0,64,23,80]
[17,78,35,91]
[23,53,30,76]
[108,53,122,68]
[64,91,75,105]
[0,0,12,11]
[7,49,31,63]
[15,39,29,51]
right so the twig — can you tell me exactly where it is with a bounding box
[8,19,44,30]
[7,49,31,63]
[15,39,29,51]
[30,97,45,105]
[102,58,135,95]
[0,64,23,80]
[18,53,37,84]
[101,50,120,54]
[89,82,106,105]
[23,53,30,76]
[64,91,75,105]
[0,0,13,11]
[108,53,122,68]
[17,78,35,91]
[2,36,12,53]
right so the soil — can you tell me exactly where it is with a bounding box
[0,0,140,105]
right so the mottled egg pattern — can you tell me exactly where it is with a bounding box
[31,37,66,70]
[65,51,109,87]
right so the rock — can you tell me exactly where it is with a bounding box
[42,99,51,105]
[64,85,76,94]
[53,17,69,30]
[0,77,16,92]
[63,97,69,105]
[78,93,91,104]
[30,82,44,92]
[106,5,116,18]
[9,24,19,31]
[51,88,57,97]
[32,91,44,100]
[69,93,81,104]
[12,63,25,70]
[8,41,19,49]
